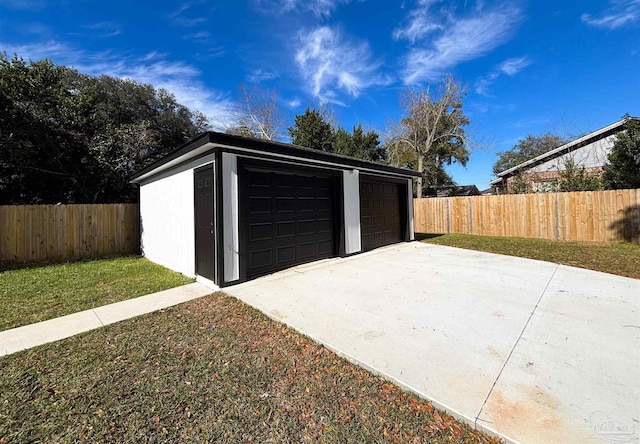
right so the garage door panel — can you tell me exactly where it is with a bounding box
[318,239,333,255]
[360,178,404,251]
[298,197,315,212]
[250,249,273,270]
[277,245,296,263]
[251,171,271,188]
[250,197,271,214]
[249,222,272,241]
[243,166,336,279]
[276,221,295,238]
[275,197,294,213]
[317,218,332,233]
[299,219,316,235]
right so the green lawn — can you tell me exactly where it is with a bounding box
[0,257,194,331]
[418,233,640,279]
[0,293,498,443]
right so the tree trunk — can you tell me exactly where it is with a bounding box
[416,155,424,198]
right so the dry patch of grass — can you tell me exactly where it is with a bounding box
[418,233,640,279]
[0,292,498,443]
[0,257,194,331]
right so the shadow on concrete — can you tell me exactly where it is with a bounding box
[609,205,640,244]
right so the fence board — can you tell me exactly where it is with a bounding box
[414,189,640,244]
[0,204,140,265]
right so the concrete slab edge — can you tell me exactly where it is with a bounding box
[223,290,518,444]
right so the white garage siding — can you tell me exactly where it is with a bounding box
[343,169,362,255]
[139,155,215,277]
[407,178,415,241]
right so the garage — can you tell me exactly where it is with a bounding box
[240,161,338,279]
[360,177,405,251]
[130,132,419,288]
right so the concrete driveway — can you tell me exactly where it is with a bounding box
[225,242,640,443]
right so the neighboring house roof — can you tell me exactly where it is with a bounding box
[436,185,480,197]
[131,131,421,183]
[490,117,637,186]
[479,188,494,195]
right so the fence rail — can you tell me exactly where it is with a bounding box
[414,189,640,244]
[0,204,140,264]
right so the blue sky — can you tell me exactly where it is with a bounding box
[1,0,639,190]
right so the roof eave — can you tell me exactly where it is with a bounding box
[130,131,421,183]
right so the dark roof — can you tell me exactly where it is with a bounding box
[436,185,481,197]
[131,131,421,182]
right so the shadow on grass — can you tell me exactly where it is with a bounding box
[609,205,640,244]
[0,254,143,273]
[414,233,445,241]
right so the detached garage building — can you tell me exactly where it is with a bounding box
[131,132,420,288]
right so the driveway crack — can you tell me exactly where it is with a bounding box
[474,264,560,429]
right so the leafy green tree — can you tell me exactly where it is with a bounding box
[387,76,470,198]
[557,158,602,192]
[602,115,640,189]
[0,54,208,204]
[509,173,530,194]
[333,124,387,163]
[288,108,335,152]
[493,133,567,176]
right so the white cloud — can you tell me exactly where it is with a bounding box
[582,0,640,29]
[255,0,351,18]
[246,68,279,83]
[0,41,235,129]
[168,1,209,27]
[396,2,521,84]
[285,97,302,108]
[294,26,387,104]
[83,22,122,38]
[393,0,443,43]
[497,56,531,75]
[475,56,531,96]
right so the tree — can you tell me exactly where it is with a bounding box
[557,158,602,192]
[333,124,387,163]
[493,133,567,176]
[288,108,335,152]
[602,115,640,189]
[234,83,283,141]
[0,54,208,204]
[387,75,470,198]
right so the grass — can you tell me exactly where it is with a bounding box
[0,293,498,444]
[0,257,194,331]
[418,233,640,279]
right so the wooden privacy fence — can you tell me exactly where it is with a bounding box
[0,204,140,264]
[414,189,640,244]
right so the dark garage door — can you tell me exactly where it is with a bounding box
[360,178,404,251]
[241,164,336,279]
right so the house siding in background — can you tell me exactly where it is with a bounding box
[491,119,634,193]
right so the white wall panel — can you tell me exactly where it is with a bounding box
[139,155,214,277]
[343,169,361,254]
[407,178,415,240]
[222,153,240,282]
